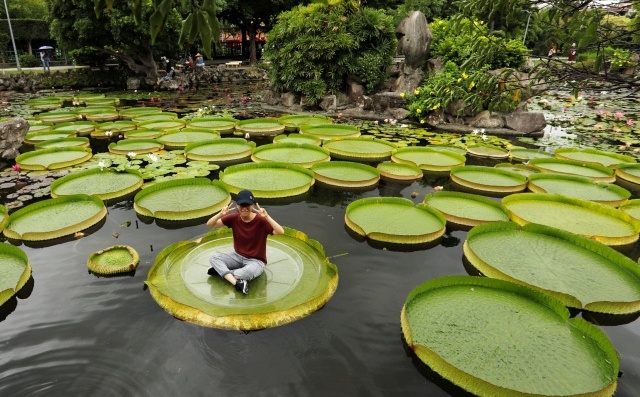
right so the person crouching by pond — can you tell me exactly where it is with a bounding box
[206,189,285,295]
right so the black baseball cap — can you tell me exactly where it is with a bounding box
[236,189,255,205]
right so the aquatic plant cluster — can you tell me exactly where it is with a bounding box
[2,89,640,396]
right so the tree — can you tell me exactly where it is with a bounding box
[0,0,48,20]
[49,0,182,85]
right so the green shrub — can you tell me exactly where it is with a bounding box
[404,61,521,122]
[265,0,396,104]
[18,53,38,67]
[68,47,109,67]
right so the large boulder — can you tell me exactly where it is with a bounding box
[396,11,432,69]
[0,117,29,161]
[503,111,547,134]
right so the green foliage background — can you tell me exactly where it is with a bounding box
[265,1,397,104]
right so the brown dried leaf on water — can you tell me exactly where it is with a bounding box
[112,233,120,238]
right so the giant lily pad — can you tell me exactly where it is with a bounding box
[220,162,315,198]
[158,130,220,150]
[88,245,140,275]
[0,243,31,306]
[16,147,92,170]
[555,147,636,167]
[137,120,186,132]
[494,163,539,177]
[450,165,528,194]
[251,143,330,168]
[401,276,619,397]
[345,197,446,244]
[509,146,555,161]
[423,191,509,227]
[94,121,137,136]
[529,158,616,183]
[615,163,640,186]
[311,161,380,188]
[528,173,630,207]
[466,144,509,159]
[299,124,361,140]
[108,139,164,155]
[464,222,640,314]
[184,138,255,165]
[26,96,63,110]
[84,110,119,122]
[36,111,79,123]
[34,137,90,150]
[273,133,322,146]
[619,199,640,222]
[502,193,640,246]
[51,168,143,201]
[119,107,163,119]
[0,205,8,232]
[391,147,466,172]
[376,161,422,183]
[3,195,107,241]
[134,179,230,221]
[427,145,467,155]
[24,130,76,145]
[123,129,165,139]
[277,114,333,132]
[132,113,178,123]
[27,124,53,134]
[322,138,397,162]
[236,118,285,137]
[145,227,338,330]
[186,117,238,134]
[52,121,97,136]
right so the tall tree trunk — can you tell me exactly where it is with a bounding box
[106,43,158,87]
[249,20,257,66]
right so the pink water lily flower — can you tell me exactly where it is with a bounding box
[627,119,635,126]
[11,164,20,171]
[614,112,624,119]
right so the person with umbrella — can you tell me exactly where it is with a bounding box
[38,46,53,73]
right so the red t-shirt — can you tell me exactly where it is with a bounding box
[222,213,274,263]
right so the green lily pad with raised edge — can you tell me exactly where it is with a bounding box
[158,130,220,150]
[24,130,77,145]
[376,161,423,183]
[52,121,97,136]
[273,133,322,146]
[528,173,630,207]
[345,197,446,244]
[450,165,528,194]
[299,123,361,140]
[494,162,539,177]
[529,158,616,183]
[124,129,165,139]
[464,222,640,314]
[145,227,338,330]
[94,120,137,135]
[88,245,140,275]
[619,199,640,222]
[132,113,178,123]
[16,147,92,171]
[251,143,330,168]
[322,137,397,162]
[186,117,238,134]
[0,243,32,306]
[277,114,333,132]
[34,137,90,150]
[509,146,554,161]
[119,107,163,119]
[236,118,285,137]
[220,162,315,198]
[76,107,117,118]
[108,139,164,155]
[184,138,255,165]
[26,97,63,110]
[3,195,107,241]
[615,163,640,186]
[466,144,509,159]
[425,144,467,155]
[392,147,466,172]
[502,193,640,247]
[85,110,119,122]
[36,111,79,124]
[137,119,186,132]
[133,178,230,221]
[401,275,619,397]
[27,124,53,134]
[423,191,509,227]
[0,205,8,232]
[311,161,380,188]
[51,168,143,201]
[555,147,637,167]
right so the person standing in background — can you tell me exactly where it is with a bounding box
[40,51,50,73]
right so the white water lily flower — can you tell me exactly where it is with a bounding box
[244,133,250,139]
[481,134,488,141]
[471,129,479,135]
[127,152,136,158]
[147,153,158,162]
[98,160,106,169]
[400,124,408,128]
[105,130,113,137]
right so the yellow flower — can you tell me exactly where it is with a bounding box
[414,89,420,95]
[457,78,461,83]
[420,119,425,124]
[400,93,405,97]
[445,88,450,93]
[431,103,441,110]
[416,108,422,114]
[462,72,468,79]
[468,81,475,90]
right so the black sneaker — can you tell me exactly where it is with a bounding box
[235,279,249,295]
[207,267,219,277]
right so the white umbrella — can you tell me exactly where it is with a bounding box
[38,46,54,50]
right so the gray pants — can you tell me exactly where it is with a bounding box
[209,251,265,281]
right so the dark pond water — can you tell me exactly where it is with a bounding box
[1,92,640,396]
